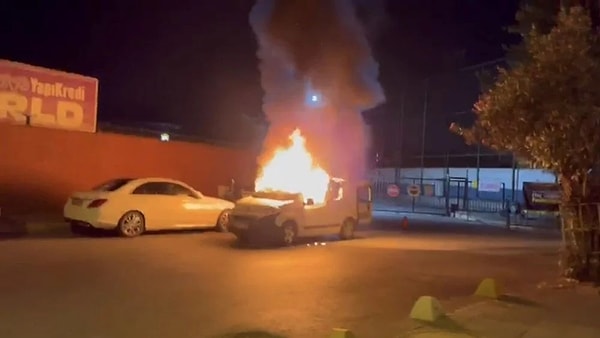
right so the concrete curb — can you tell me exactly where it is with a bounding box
[0,215,70,238]
[374,208,559,233]
[25,221,70,236]
[397,279,600,338]
[374,208,446,216]
[396,298,488,338]
[0,217,27,239]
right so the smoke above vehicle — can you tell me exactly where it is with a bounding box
[250,0,385,194]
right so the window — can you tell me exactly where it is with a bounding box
[358,185,372,203]
[131,182,197,198]
[132,182,171,195]
[92,178,134,192]
[167,183,197,198]
[327,181,344,201]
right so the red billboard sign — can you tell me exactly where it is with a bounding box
[0,59,98,133]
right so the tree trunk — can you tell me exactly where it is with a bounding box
[558,174,600,282]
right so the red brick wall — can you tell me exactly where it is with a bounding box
[0,123,257,214]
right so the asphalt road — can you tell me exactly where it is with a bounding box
[0,212,561,338]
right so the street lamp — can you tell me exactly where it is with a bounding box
[305,91,324,108]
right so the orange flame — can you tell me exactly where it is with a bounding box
[255,129,331,203]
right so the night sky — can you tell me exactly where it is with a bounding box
[1,0,520,163]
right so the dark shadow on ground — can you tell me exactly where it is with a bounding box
[228,237,313,251]
[144,228,216,236]
[463,246,558,254]
[3,225,223,240]
[227,233,363,251]
[498,294,542,307]
[412,315,475,335]
[0,216,27,239]
[69,228,221,240]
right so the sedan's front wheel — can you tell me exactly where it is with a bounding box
[117,211,145,237]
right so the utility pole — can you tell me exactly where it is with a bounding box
[476,142,481,197]
[511,154,517,202]
[419,78,429,185]
[396,87,406,182]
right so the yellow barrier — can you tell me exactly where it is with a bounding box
[474,278,503,299]
[409,295,445,322]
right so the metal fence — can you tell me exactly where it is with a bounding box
[372,175,509,215]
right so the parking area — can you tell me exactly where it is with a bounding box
[0,213,560,338]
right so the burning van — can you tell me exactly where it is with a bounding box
[229,178,372,246]
[228,129,372,246]
[245,0,385,246]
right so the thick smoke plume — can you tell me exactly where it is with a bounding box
[250,0,385,182]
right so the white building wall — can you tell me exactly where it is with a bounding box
[370,167,555,186]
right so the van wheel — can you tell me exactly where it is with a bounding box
[340,218,356,240]
[215,209,231,232]
[281,221,297,246]
[117,211,145,237]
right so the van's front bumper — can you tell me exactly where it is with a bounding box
[229,214,283,245]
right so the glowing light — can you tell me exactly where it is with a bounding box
[311,95,318,102]
[255,129,330,204]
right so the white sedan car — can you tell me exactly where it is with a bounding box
[63,177,235,237]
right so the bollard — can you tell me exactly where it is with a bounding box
[409,296,445,322]
[329,328,356,338]
[474,278,503,299]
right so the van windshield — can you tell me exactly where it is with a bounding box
[92,178,134,192]
[252,190,300,201]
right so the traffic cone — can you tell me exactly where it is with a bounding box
[401,216,409,230]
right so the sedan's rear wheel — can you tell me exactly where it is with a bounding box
[215,209,231,232]
[117,211,145,237]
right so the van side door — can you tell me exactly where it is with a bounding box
[356,184,373,225]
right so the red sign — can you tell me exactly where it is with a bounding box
[0,59,98,133]
[387,184,400,197]
[407,184,421,197]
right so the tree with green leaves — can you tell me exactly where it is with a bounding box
[477,0,563,92]
[477,0,597,90]
[452,6,600,281]
[506,0,600,66]
[505,0,562,66]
